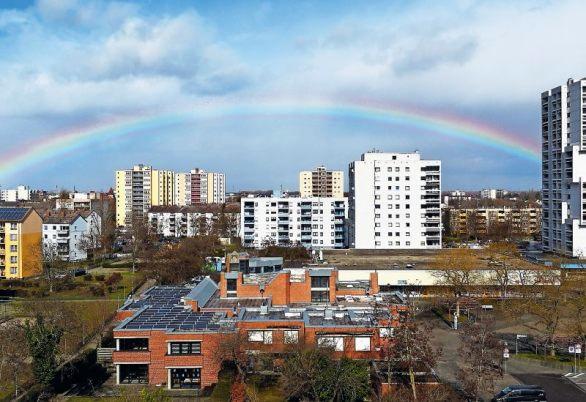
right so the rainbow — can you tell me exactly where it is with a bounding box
[0,100,539,180]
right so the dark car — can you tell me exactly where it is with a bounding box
[492,385,547,402]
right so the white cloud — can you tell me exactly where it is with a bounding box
[0,4,252,117]
[272,0,586,106]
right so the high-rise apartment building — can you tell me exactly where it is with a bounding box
[181,169,225,205]
[174,172,190,206]
[151,169,175,207]
[299,166,344,198]
[115,166,226,226]
[241,196,347,249]
[115,165,175,227]
[541,78,586,257]
[348,151,441,249]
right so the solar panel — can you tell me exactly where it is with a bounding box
[0,207,29,222]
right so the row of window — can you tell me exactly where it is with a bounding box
[374,167,411,173]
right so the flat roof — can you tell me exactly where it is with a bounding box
[117,284,234,332]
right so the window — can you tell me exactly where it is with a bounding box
[248,330,273,344]
[355,337,371,351]
[10,267,17,275]
[118,338,149,351]
[10,245,16,252]
[169,342,201,355]
[170,368,201,389]
[311,290,330,302]
[9,234,16,241]
[318,336,344,351]
[284,330,299,344]
[311,276,329,288]
[10,256,17,263]
[10,223,17,230]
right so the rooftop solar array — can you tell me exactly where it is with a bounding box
[0,207,30,222]
[122,308,223,331]
[120,285,232,332]
[122,286,191,310]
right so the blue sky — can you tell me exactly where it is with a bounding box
[0,0,584,192]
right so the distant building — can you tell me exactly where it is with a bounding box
[174,169,226,205]
[0,185,31,202]
[348,151,441,249]
[148,205,239,238]
[442,190,472,205]
[241,196,347,249]
[0,207,42,279]
[480,189,507,199]
[447,207,540,239]
[542,78,586,257]
[42,211,102,261]
[299,166,344,198]
[115,165,175,227]
[55,191,114,211]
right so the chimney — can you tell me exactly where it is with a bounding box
[260,304,269,315]
[324,308,333,320]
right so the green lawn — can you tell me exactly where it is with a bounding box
[516,352,586,368]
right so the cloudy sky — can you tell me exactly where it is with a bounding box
[0,0,585,192]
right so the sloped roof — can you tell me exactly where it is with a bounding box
[0,207,32,222]
[185,277,219,307]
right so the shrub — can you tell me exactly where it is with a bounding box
[94,274,105,282]
[89,285,105,297]
[105,272,123,286]
[83,273,93,281]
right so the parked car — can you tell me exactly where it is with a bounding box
[492,385,546,402]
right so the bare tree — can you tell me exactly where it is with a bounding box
[432,248,482,297]
[0,322,29,398]
[521,268,564,356]
[34,240,67,293]
[382,315,440,401]
[457,320,502,402]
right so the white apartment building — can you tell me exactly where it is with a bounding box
[0,185,31,202]
[299,166,344,198]
[241,197,347,249]
[148,207,240,238]
[542,78,586,257]
[42,211,102,261]
[348,151,441,249]
[174,169,226,205]
[480,189,507,199]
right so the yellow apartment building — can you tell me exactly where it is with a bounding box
[0,207,42,279]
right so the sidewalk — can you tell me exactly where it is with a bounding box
[425,312,519,400]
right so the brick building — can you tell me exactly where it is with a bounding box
[112,269,403,393]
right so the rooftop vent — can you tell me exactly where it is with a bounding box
[324,308,333,320]
[260,304,269,315]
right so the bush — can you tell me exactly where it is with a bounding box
[89,285,105,297]
[105,272,123,286]
[94,274,105,282]
[83,273,93,281]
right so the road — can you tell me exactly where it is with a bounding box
[424,310,586,401]
[510,372,586,402]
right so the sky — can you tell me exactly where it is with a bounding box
[0,0,585,192]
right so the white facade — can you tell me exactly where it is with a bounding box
[542,78,586,257]
[42,212,102,261]
[241,197,347,249]
[348,151,441,249]
[480,189,506,199]
[0,185,31,202]
[148,209,240,238]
